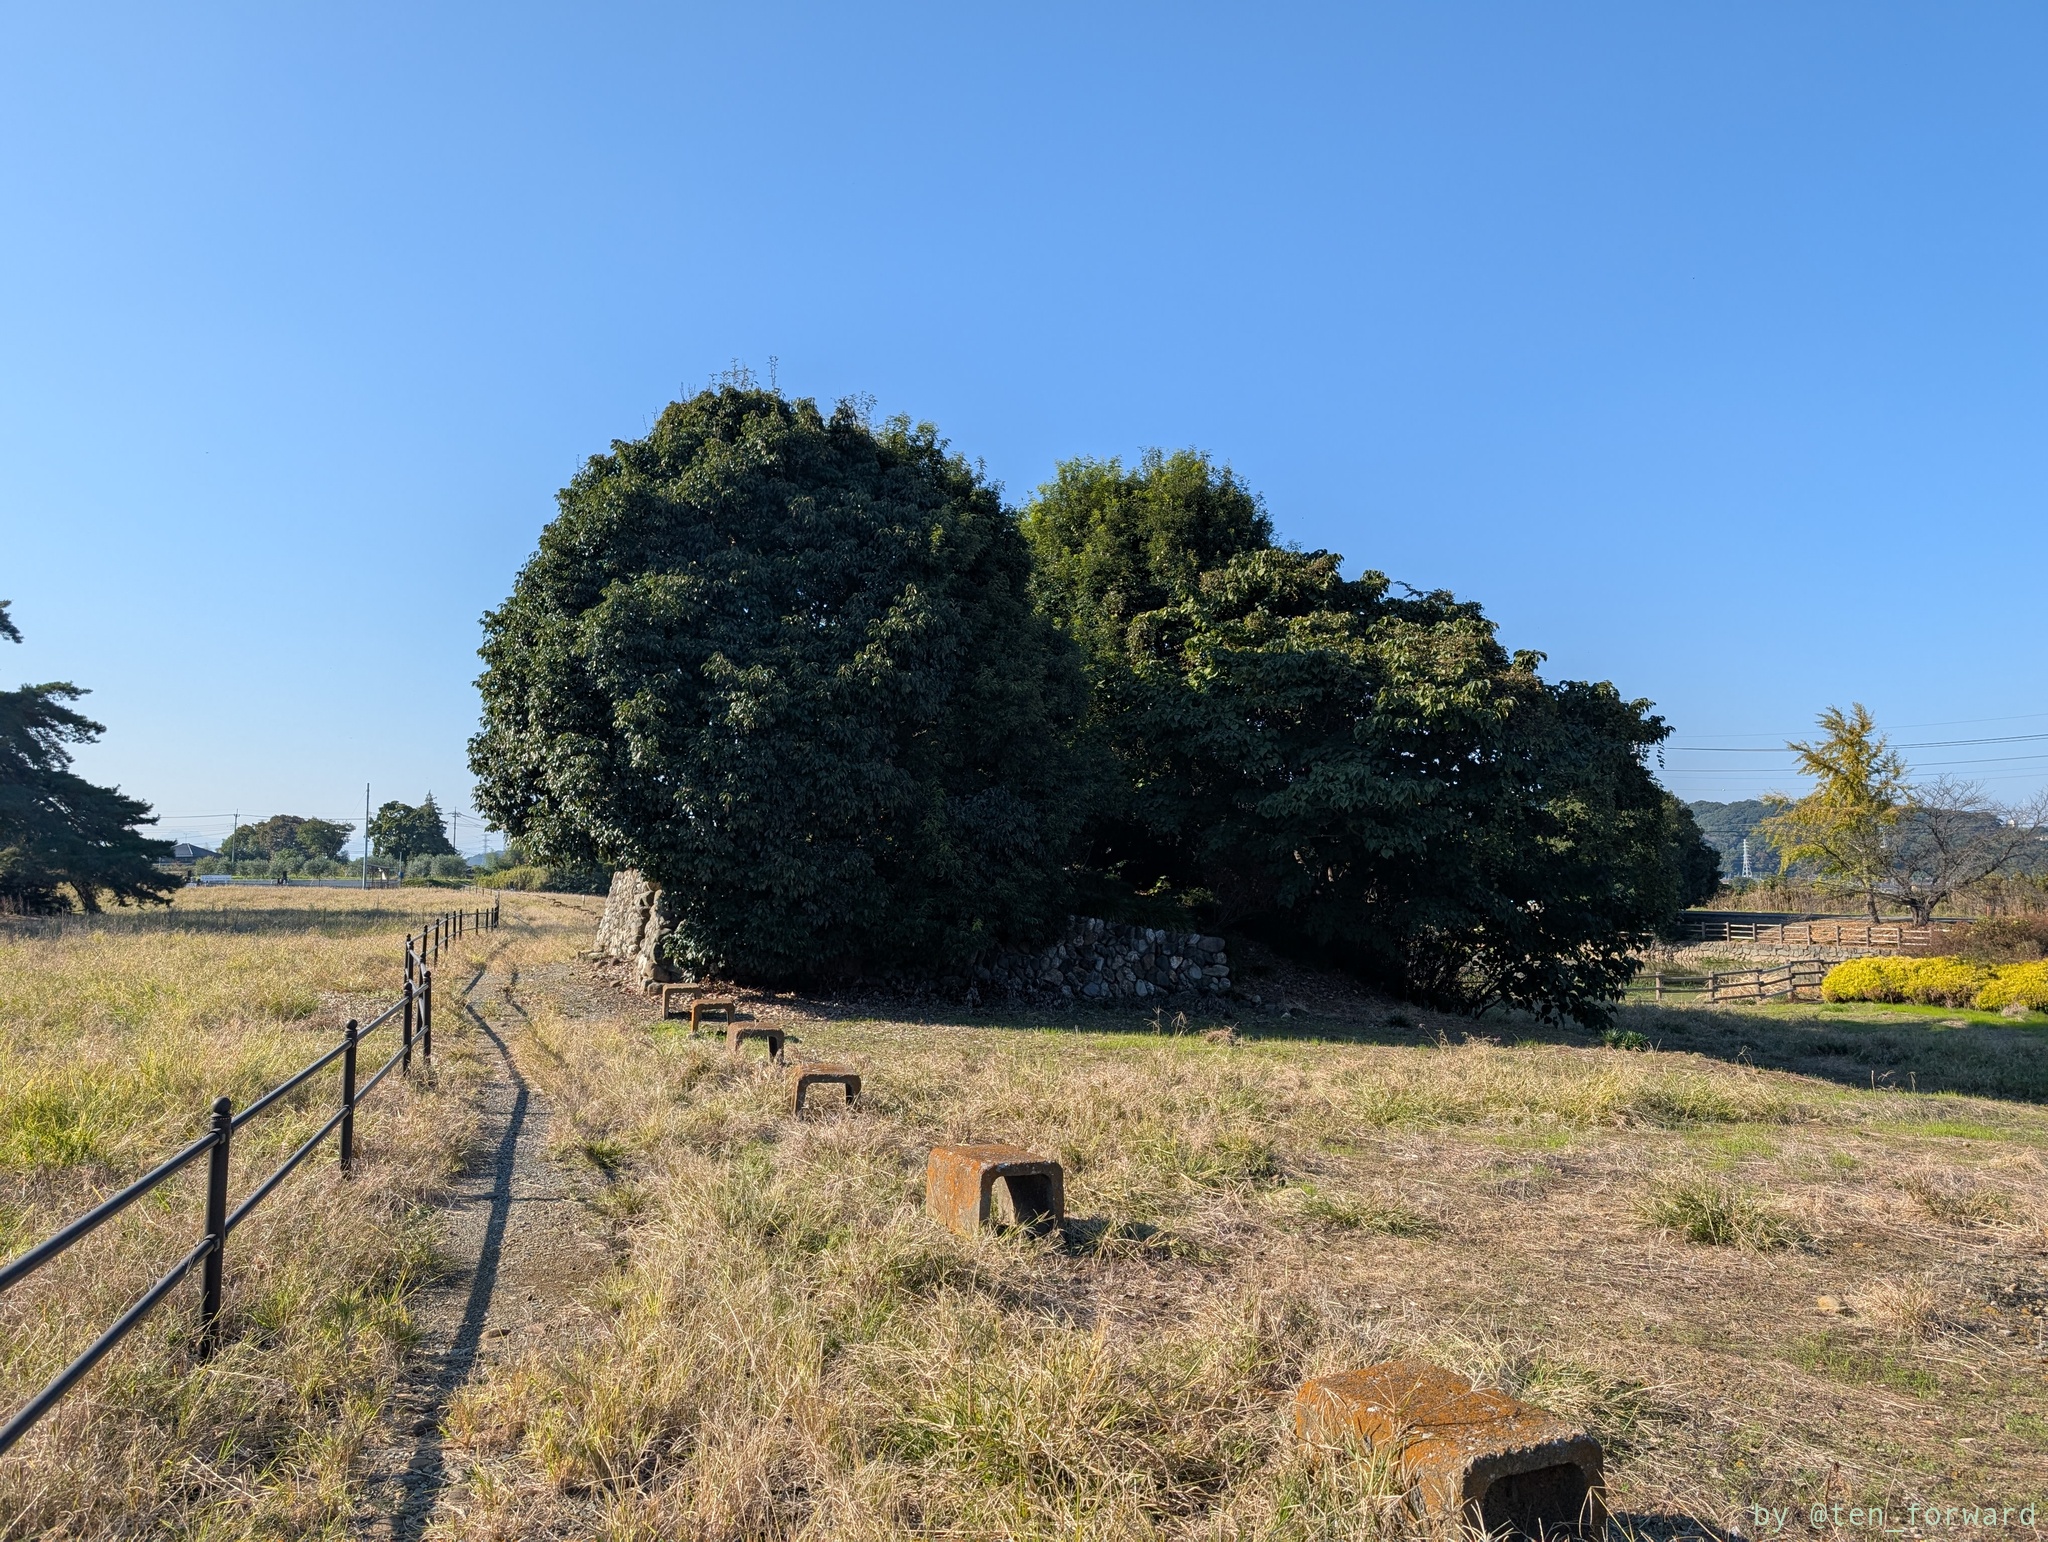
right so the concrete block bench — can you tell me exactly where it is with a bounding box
[786,1061,861,1115]
[726,1023,785,1062]
[688,998,738,1031]
[658,983,708,1017]
[926,1144,1063,1237]
[1293,1359,1605,1536]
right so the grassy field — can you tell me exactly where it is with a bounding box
[423,933,2048,1540]
[0,887,589,1540]
[5,890,2047,1539]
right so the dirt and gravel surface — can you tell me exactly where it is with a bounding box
[352,959,615,1541]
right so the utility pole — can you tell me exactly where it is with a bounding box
[451,808,461,858]
[363,783,371,890]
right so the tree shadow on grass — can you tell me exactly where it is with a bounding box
[1602,999,2048,1106]
[938,994,2048,1108]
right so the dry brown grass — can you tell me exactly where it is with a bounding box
[0,887,589,1540]
[14,892,2048,1538]
[418,967,2048,1539]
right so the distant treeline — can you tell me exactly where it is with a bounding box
[1687,800,1783,878]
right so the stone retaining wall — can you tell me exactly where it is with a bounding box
[976,916,1230,1002]
[595,871,1231,1004]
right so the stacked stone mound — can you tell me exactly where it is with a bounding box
[976,917,1230,1002]
[593,869,681,989]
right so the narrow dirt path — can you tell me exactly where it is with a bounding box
[353,959,612,1540]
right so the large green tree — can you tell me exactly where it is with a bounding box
[0,601,178,913]
[368,796,455,866]
[1022,456,1718,1022]
[470,386,1091,979]
[222,813,353,863]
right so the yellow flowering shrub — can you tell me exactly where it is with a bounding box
[1976,961,2048,1012]
[1904,957,1994,1006]
[1823,955,2045,1012]
[1821,957,1913,1003]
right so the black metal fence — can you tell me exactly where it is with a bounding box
[0,900,500,1456]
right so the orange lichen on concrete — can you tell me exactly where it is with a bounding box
[1294,1359,1605,1536]
[925,1144,1064,1237]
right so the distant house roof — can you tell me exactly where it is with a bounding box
[171,842,216,861]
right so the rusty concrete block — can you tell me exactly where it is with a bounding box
[787,1060,861,1115]
[690,997,736,1031]
[926,1144,1064,1236]
[660,983,710,1018]
[726,1022,785,1061]
[1295,1360,1604,1536]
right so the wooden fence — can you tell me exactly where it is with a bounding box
[1677,917,1949,953]
[1632,959,1830,1004]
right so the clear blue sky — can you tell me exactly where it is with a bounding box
[5,3,2046,855]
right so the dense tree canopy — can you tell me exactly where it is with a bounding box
[1021,455,1719,1022]
[222,813,353,863]
[368,796,455,866]
[0,601,177,913]
[470,387,1090,979]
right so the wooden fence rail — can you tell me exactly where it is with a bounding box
[1678,917,1950,953]
[1633,959,1830,1004]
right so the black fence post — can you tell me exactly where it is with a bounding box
[422,969,433,1062]
[403,977,415,1073]
[201,1096,232,1354]
[340,1019,358,1173]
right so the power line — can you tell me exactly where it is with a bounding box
[1671,732,2048,753]
[1678,708,2048,739]
[1665,751,2048,772]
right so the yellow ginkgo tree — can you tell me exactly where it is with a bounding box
[1761,703,1908,922]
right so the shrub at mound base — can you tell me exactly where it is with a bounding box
[1821,955,2043,1011]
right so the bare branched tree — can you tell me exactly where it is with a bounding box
[1882,777,2048,926]
[1764,705,2048,923]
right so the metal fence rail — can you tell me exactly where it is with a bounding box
[0,900,500,1457]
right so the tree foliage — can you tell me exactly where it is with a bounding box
[367,796,455,866]
[469,387,1090,979]
[222,813,353,863]
[1761,704,1906,921]
[1022,456,1717,1022]
[0,601,178,913]
[1764,707,2046,923]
